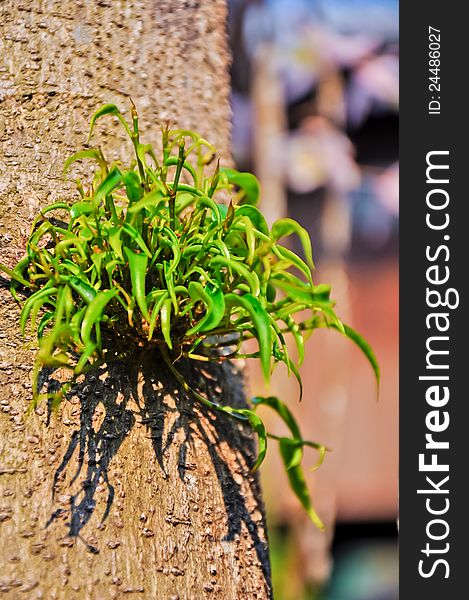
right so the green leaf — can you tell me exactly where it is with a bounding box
[209,256,260,297]
[74,341,98,375]
[92,167,123,208]
[124,247,150,320]
[266,282,276,303]
[27,220,53,255]
[279,441,324,530]
[63,149,107,176]
[147,291,169,340]
[0,262,32,288]
[70,306,87,342]
[287,356,304,402]
[208,404,267,472]
[284,314,305,365]
[225,293,271,384]
[221,168,260,206]
[122,223,152,257]
[36,324,74,368]
[127,188,166,214]
[59,259,81,277]
[37,311,55,338]
[88,103,131,142]
[159,227,181,275]
[308,283,331,302]
[242,410,267,472]
[270,278,343,331]
[123,171,143,203]
[186,282,225,335]
[70,201,94,220]
[160,297,173,349]
[333,323,380,385]
[163,261,177,312]
[252,396,301,439]
[234,205,269,236]
[61,276,97,303]
[175,192,197,214]
[136,143,160,172]
[278,438,304,470]
[107,226,124,260]
[273,245,313,285]
[271,218,315,270]
[54,284,73,324]
[80,289,117,345]
[20,287,58,337]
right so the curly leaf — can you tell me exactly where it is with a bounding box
[234,205,269,235]
[186,282,225,335]
[242,410,267,472]
[64,149,107,176]
[20,287,58,337]
[271,218,315,270]
[252,396,301,439]
[210,256,260,297]
[88,103,131,142]
[221,168,260,206]
[331,323,380,385]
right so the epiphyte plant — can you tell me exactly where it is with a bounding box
[0,102,378,529]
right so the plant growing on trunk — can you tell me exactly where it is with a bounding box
[0,103,378,529]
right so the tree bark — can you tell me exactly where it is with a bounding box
[0,2,272,598]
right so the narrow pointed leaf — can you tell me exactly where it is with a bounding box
[160,298,173,349]
[225,293,271,384]
[20,287,58,336]
[70,201,94,220]
[279,441,324,530]
[122,223,152,257]
[242,410,267,472]
[0,263,32,288]
[80,289,117,345]
[124,247,150,320]
[332,323,380,385]
[62,276,97,303]
[147,291,169,340]
[92,167,123,208]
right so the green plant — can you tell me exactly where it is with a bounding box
[0,103,378,529]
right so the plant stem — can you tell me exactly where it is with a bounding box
[158,343,248,422]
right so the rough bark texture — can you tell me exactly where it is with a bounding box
[0,2,272,598]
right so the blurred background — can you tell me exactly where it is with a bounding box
[228,1,398,598]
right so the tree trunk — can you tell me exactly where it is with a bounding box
[0,2,272,598]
